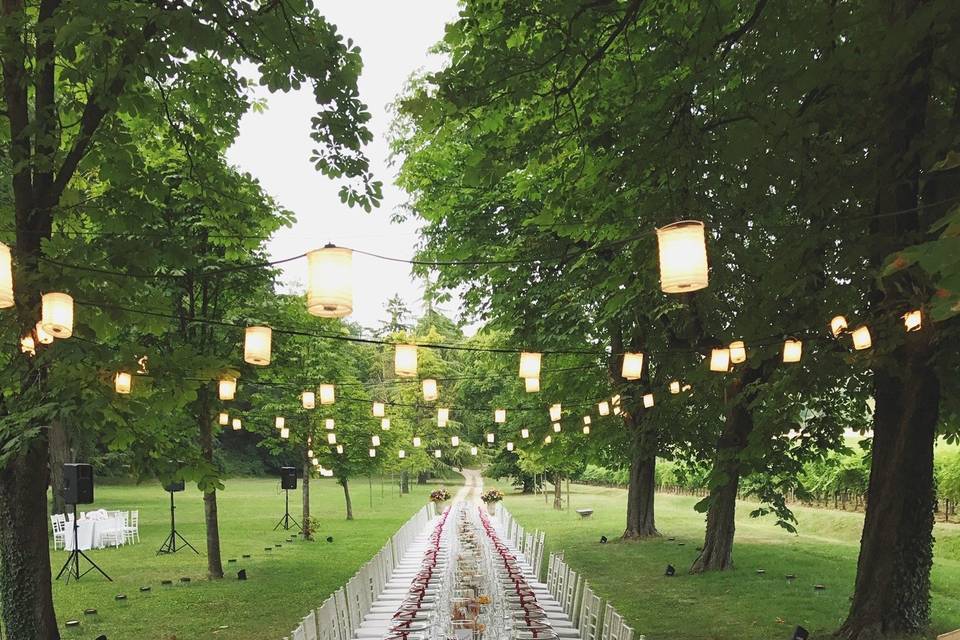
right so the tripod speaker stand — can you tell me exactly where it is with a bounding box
[157,482,198,555]
[273,467,301,531]
[56,504,112,583]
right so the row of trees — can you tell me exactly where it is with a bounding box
[391,1,960,639]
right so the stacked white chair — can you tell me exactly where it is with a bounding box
[50,514,66,550]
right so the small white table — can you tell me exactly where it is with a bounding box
[63,516,124,551]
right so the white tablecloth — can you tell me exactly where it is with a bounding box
[63,517,124,551]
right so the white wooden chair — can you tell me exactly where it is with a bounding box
[301,609,318,640]
[601,605,622,640]
[50,514,66,550]
[123,510,140,544]
[579,583,604,640]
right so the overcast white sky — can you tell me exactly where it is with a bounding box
[226,1,461,330]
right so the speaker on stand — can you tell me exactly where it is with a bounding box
[56,463,111,583]
[157,480,198,555]
[274,467,301,531]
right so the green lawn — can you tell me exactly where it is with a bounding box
[495,481,960,640]
[50,475,458,640]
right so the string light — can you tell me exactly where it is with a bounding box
[710,348,730,373]
[394,344,417,377]
[495,409,506,423]
[783,339,803,363]
[729,340,746,364]
[903,310,922,332]
[422,378,438,401]
[306,245,353,318]
[243,326,272,366]
[525,377,540,393]
[319,384,335,405]
[218,412,229,426]
[656,220,709,293]
[519,352,541,378]
[831,316,848,337]
[219,377,237,401]
[852,326,872,350]
[0,243,13,308]
[621,353,644,380]
[114,372,132,394]
[302,391,316,409]
[41,292,74,339]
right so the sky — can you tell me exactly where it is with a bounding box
[226,1,462,331]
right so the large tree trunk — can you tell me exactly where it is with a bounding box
[341,477,354,520]
[520,474,536,494]
[623,415,659,539]
[400,471,410,494]
[416,471,429,485]
[0,437,60,640]
[302,458,312,540]
[48,419,70,516]
[552,473,563,510]
[197,387,224,579]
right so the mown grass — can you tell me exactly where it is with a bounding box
[50,475,460,640]
[494,481,960,640]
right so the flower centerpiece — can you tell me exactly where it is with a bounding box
[481,488,504,514]
[430,487,451,503]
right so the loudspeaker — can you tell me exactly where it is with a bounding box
[164,480,185,493]
[63,463,94,504]
[791,626,809,640]
[664,564,676,577]
[280,467,297,490]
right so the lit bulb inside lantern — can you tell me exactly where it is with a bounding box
[525,377,540,393]
[831,316,848,337]
[852,326,872,350]
[0,243,13,308]
[582,425,590,435]
[670,381,681,394]
[327,432,337,444]
[598,401,610,416]
[451,435,460,446]
[621,352,644,380]
[583,416,591,425]
[549,404,562,421]
[114,372,132,394]
[280,427,289,439]
[218,412,229,426]
[398,449,406,459]
[553,423,561,433]
[219,377,237,401]
[373,402,385,417]
[413,436,422,447]
[232,418,242,431]
[275,416,285,430]
[422,378,438,401]
[643,393,654,408]
[319,384,335,405]
[371,435,381,447]
[521,428,530,439]
[434,449,442,459]
[306,245,353,318]
[507,442,514,451]
[35,322,53,345]
[381,418,391,431]
[783,339,803,363]
[325,418,335,430]
[394,344,417,377]
[729,341,746,364]
[495,409,506,423]
[437,408,449,427]
[656,220,709,293]
[302,391,316,409]
[903,310,922,332]
[41,292,74,339]
[519,352,542,378]
[243,326,271,366]
[710,348,731,373]
[486,433,495,443]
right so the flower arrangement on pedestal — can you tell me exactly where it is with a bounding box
[481,489,503,514]
[430,487,451,503]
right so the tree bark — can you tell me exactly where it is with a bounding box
[340,477,354,520]
[48,419,71,516]
[197,387,224,579]
[302,458,312,540]
[622,414,659,539]
[400,471,410,494]
[0,437,60,640]
[552,473,563,510]
[417,471,429,485]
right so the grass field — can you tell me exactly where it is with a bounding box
[50,475,458,640]
[495,481,960,640]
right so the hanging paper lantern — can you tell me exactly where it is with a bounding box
[373,402,385,417]
[903,310,922,332]
[544,435,552,444]
[830,316,848,338]
[486,433,495,443]
[0,243,13,308]
[381,418,391,431]
[583,416,591,425]
[422,378,438,401]
[275,416,285,430]
[507,442,514,451]
[451,435,460,446]
[614,406,622,415]
[302,391,316,409]
[336,444,343,454]
[398,450,406,459]
[670,381,680,394]
[710,348,730,373]
[232,418,242,431]
[852,326,872,350]
[598,401,610,416]
[729,341,746,364]
[280,427,290,439]
[20,334,35,356]
[243,326,271,366]
[611,394,621,407]
[434,449,442,458]
[219,377,237,401]
[327,432,337,445]
[413,436,422,448]
[325,418,335,430]
[553,423,561,433]
[114,372,132,394]
[495,409,506,423]
[549,404,562,421]
[371,435,381,447]
[218,412,229,426]
[312,458,319,467]
[525,377,540,393]
[582,425,590,435]
[521,428,530,439]
[41,292,73,338]
[306,245,353,318]
[682,384,692,393]
[307,435,312,445]
[783,339,803,363]
[35,322,54,345]
[643,393,654,408]
[394,344,417,377]
[369,448,377,458]
[519,352,542,378]
[471,446,478,456]
[319,384,335,405]
[621,352,644,380]
[437,408,449,427]
[656,220,709,293]
[307,449,314,458]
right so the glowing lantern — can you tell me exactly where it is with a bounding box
[525,377,540,393]
[373,402,385,417]
[544,435,552,444]
[783,339,802,363]
[437,408,449,427]
[495,409,506,423]
[519,352,541,378]
[549,404,562,421]
[381,418,391,431]
[656,220,709,293]
[306,245,353,318]
[903,310,922,332]
[302,391,316,409]
[35,322,53,345]
[232,418,242,431]
[20,335,35,356]
[612,394,621,407]
[507,442,514,451]
[0,243,13,308]
[218,412,229,426]
[371,435,381,447]
[41,292,73,339]
[583,416,591,425]
[327,432,337,445]
[325,418,335,430]
[598,401,610,416]
[553,423,561,433]
[729,341,746,364]
[613,406,622,415]
[710,348,730,373]
[398,450,406,459]
[275,416,285,430]
[336,444,343,454]
[643,393,654,408]
[682,384,692,392]
[243,326,271,366]
[422,378,438,401]
[394,344,417,377]
[831,316,848,337]
[114,372,132,394]
[434,449,442,459]
[413,436,422,448]
[312,458,319,467]
[471,446,478,456]
[307,449,314,458]
[670,381,680,394]
[486,433,495,443]
[621,352,644,380]
[451,435,460,447]
[319,384,335,405]
[219,377,237,401]
[582,425,590,435]
[521,428,530,439]
[369,448,376,458]
[280,427,289,439]
[852,326,872,350]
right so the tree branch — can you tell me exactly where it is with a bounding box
[715,0,768,56]
[562,0,644,96]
